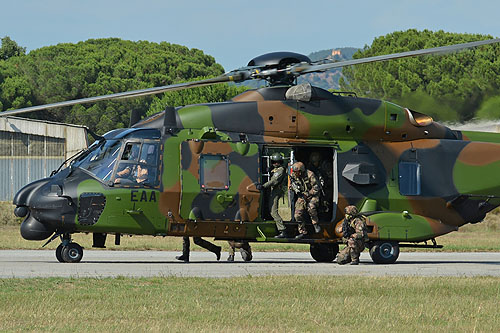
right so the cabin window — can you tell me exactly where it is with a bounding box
[113,142,160,187]
[200,154,229,190]
[398,162,421,196]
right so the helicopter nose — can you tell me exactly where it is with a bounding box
[14,179,72,241]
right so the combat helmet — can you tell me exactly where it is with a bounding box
[291,161,305,174]
[309,152,321,166]
[270,152,283,164]
[344,205,359,215]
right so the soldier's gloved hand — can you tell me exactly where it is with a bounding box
[255,183,263,191]
[290,183,300,194]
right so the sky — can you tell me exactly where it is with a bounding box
[1,0,500,71]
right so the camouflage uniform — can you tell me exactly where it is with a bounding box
[290,162,321,237]
[337,206,368,265]
[262,162,286,232]
[307,152,327,192]
[227,240,253,262]
[176,236,221,262]
[307,152,333,213]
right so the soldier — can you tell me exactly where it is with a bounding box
[337,205,368,265]
[227,240,253,262]
[307,152,333,213]
[175,236,221,262]
[289,161,322,239]
[257,152,288,238]
[307,152,326,189]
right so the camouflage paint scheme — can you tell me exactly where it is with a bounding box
[16,84,500,252]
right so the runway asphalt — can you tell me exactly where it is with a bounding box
[1,250,500,278]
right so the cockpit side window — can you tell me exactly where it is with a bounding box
[113,141,160,187]
[121,143,141,162]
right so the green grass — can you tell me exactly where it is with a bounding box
[1,276,500,332]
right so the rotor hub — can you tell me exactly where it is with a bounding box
[247,52,311,86]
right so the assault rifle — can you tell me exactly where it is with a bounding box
[341,218,355,239]
[289,177,306,198]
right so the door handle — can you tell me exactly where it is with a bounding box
[126,208,143,215]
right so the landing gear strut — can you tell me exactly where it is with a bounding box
[54,234,83,263]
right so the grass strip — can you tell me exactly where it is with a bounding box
[0,276,499,332]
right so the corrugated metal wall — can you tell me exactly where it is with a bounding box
[0,131,65,201]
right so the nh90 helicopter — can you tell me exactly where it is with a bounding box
[3,38,500,264]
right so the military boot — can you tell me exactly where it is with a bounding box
[176,237,190,262]
[313,224,322,234]
[175,254,189,262]
[214,246,221,261]
[240,248,253,262]
[227,254,235,262]
[295,233,306,240]
[350,259,359,265]
[274,230,288,239]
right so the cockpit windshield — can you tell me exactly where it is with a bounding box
[74,139,122,182]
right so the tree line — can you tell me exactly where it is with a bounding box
[1,30,500,135]
[340,29,500,122]
[0,37,246,134]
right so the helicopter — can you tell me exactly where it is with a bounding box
[3,37,500,264]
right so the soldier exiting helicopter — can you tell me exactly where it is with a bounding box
[289,161,322,239]
[176,237,221,262]
[257,153,288,238]
[307,152,333,214]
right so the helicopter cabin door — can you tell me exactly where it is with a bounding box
[104,139,165,234]
[179,140,261,222]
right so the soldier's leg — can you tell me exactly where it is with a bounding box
[294,197,307,235]
[270,194,285,231]
[227,240,236,262]
[307,197,321,233]
[193,237,221,260]
[176,236,190,262]
[348,239,362,265]
[239,241,253,262]
[307,197,320,225]
[337,246,351,265]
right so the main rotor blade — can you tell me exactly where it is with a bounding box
[291,38,500,75]
[0,71,248,117]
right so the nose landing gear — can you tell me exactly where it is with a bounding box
[54,234,84,263]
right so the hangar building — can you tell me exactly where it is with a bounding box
[0,116,88,201]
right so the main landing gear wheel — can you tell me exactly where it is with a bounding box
[60,243,84,263]
[369,241,399,264]
[55,244,65,262]
[310,243,339,262]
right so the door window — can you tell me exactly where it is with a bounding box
[399,162,421,195]
[200,154,229,190]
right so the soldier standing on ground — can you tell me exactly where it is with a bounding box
[176,236,221,262]
[289,161,322,239]
[257,153,288,238]
[227,240,253,262]
[337,205,368,265]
